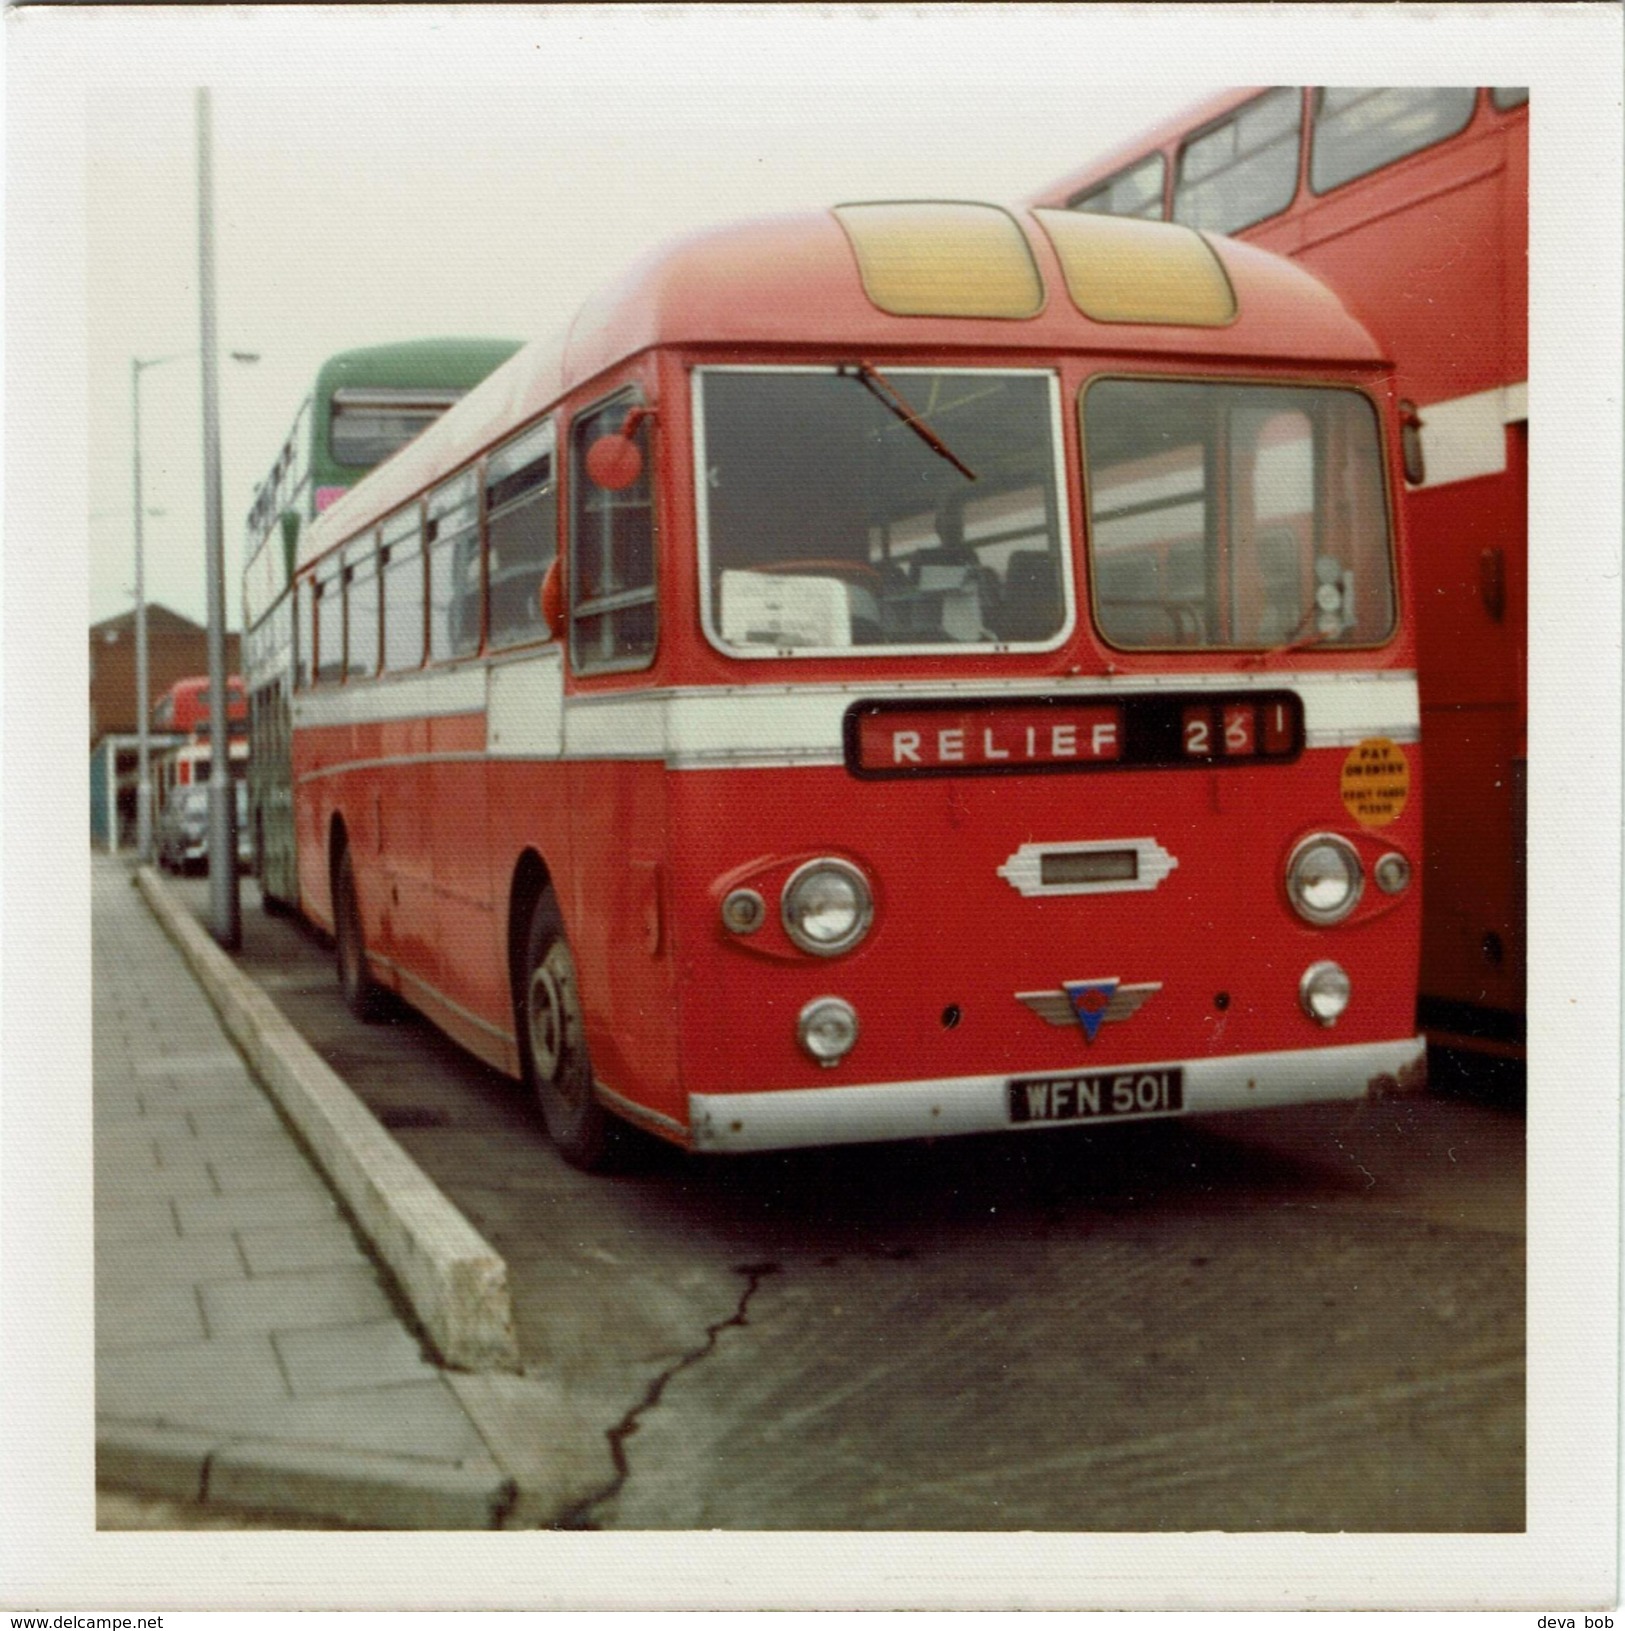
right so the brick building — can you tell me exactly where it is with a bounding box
[89,605,241,747]
[89,605,242,850]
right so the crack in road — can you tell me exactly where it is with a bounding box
[550,1261,780,1530]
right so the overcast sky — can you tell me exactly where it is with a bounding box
[12,1,1603,634]
[72,22,1225,631]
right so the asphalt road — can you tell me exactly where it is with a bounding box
[172,873,1525,1532]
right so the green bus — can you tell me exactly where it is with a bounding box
[243,339,521,907]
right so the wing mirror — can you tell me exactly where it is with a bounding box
[583,406,652,491]
[539,558,567,641]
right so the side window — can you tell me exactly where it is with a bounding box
[345,532,380,679]
[486,419,557,650]
[1173,87,1301,234]
[1310,87,1477,193]
[295,574,313,691]
[1069,153,1166,220]
[381,505,425,672]
[1491,87,1528,112]
[570,394,658,673]
[314,554,345,685]
[426,471,481,662]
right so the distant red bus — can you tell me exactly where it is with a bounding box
[151,673,248,738]
[1029,86,1527,1062]
[260,200,1424,1169]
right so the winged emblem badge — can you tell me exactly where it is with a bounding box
[1016,979,1161,1043]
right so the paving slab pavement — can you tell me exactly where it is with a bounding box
[91,853,608,1528]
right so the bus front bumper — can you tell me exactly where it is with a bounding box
[686,1036,1427,1155]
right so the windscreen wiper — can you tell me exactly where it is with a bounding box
[839,361,978,482]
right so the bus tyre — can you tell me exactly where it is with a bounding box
[333,845,387,1022]
[521,891,616,1171]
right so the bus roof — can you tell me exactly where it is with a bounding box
[311,338,524,399]
[297,201,1385,573]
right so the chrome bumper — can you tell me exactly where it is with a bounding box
[688,1036,1427,1155]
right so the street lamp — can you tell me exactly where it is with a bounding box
[129,348,260,865]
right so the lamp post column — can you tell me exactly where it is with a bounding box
[131,358,153,863]
[197,86,239,950]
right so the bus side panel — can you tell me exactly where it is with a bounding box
[377,711,436,995]
[1415,422,1526,1039]
[565,756,683,1130]
[428,710,498,1030]
[1280,115,1517,411]
[293,723,340,931]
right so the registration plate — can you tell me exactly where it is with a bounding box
[1008,1068,1184,1124]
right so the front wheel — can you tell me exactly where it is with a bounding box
[333,844,387,1022]
[519,890,617,1171]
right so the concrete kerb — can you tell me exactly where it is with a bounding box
[97,1418,516,1530]
[134,867,522,1374]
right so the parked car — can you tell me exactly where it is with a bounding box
[157,785,209,874]
[157,782,253,873]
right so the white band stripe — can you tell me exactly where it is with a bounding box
[293,663,1419,764]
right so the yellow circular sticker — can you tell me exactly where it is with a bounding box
[1340,738,1411,827]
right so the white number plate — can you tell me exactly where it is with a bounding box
[1007,1069,1183,1124]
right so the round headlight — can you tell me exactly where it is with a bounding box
[1300,960,1352,1027]
[1374,851,1411,896]
[781,859,874,957]
[798,997,860,1065]
[1285,834,1364,926]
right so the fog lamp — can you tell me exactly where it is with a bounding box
[781,858,874,957]
[798,996,860,1066]
[1286,834,1364,925]
[721,888,766,935]
[1374,852,1411,895]
[1299,960,1352,1027]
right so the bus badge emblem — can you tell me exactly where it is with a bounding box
[1016,980,1161,1042]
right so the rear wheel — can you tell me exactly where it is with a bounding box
[519,889,617,1170]
[333,844,387,1022]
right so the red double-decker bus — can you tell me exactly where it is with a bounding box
[1028,86,1527,1066]
[269,200,1423,1168]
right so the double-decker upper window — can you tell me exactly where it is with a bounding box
[696,367,1070,656]
[1173,87,1302,234]
[1082,378,1394,651]
[1309,87,1477,194]
[329,387,464,469]
[1068,154,1166,220]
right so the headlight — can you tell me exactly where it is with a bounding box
[798,996,860,1065]
[1285,834,1364,926]
[781,858,874,957]
[1300,960,1352,1026]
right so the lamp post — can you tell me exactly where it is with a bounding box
[130,347,259,865]
[130,349,188,864]
[197,86,240,950]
